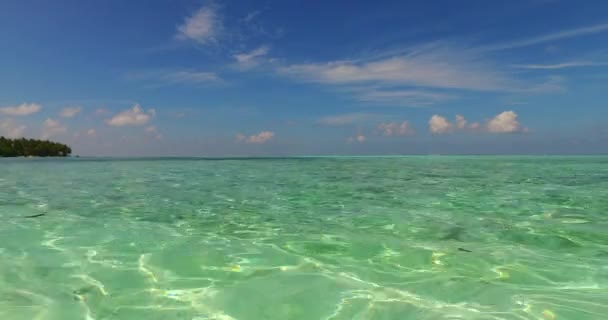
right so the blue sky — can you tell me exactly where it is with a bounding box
[1,0,607,156]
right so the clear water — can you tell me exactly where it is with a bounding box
[1,157,607,320]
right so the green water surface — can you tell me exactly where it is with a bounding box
[1,157,607,319]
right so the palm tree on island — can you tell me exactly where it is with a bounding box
[0,137,72,157]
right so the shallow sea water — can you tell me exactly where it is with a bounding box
[1,156,607,320]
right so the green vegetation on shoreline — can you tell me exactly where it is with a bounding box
[0,137,71,157]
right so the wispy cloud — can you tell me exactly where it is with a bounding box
[277,23,608,105]
[485,22,608,51]
[278,43,529,107]
[95,108,110,116]
[162,70,220,83]
[514,61,608,69]
[41,118,67,139]
[127,69,221,87]
[60,106,81,118]
[242,10,262,22]
[347,134,366,143]
[234,46,270,69]
[278,46,513,91]
[0,119,26,138]
[107,104,155,127]
[357,88,453,106]
[0,103,42,116]
[176,4,222,45]
[377,121,415,136]
[522,75,566,93]
[455,115,467,129]
[144,126,162,140]
[318,112,383,126]
[236,131,275,143]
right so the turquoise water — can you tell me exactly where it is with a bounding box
[1,157,607,320]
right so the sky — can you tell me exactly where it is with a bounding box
[1,0,608,156]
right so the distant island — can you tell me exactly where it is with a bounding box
[0,137,72,157]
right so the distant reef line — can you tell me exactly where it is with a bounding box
[0,137,72,157]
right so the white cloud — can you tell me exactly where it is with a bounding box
[456,115,481,131]
[236,131,275,144]
[87,129,96,136]
[41,118,67,139]
[0,103,42,116]
[234,46,270,69]
[60,106,82,118]
[127,70,220,86]
[545,45,559,53]
[347,134,366,143]
[95,108,110,116]
[357,88,453,106]
[428,111,525,134]
[162,70,219,84]
[455,115,467,129]
[428,115,452,134]
[273,24,608,107]
[377,121,415,136]
[487,111,521,133]
[318,113,381,126]
[485,23,608,51]
[145,126,157,133]
[278,39,582,106]
[107,104,155,127]
[176,4,221,45]
[514,61,608,69]
[523,75,566,93]
[279,44,514,92]
[0,119,26,138]
[242,10,261,22]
